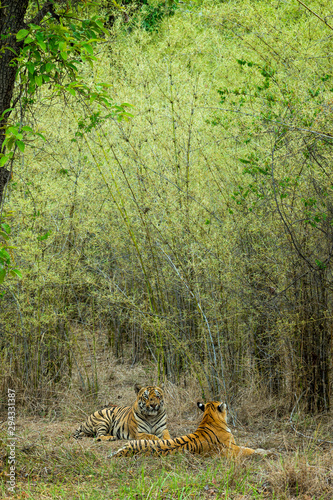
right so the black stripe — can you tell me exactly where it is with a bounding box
[200,429,218,444]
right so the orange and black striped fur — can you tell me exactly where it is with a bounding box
[110,401,266,457]
[74,385,171,442]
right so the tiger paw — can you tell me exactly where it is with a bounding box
[97,435,117,442]
[108,447,128,458]
[254,448,278,458]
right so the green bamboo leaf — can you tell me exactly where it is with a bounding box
[24,36,34,44]
[10,269,22,279]
[21,126,34,133]
[0,268,6,284]
[16,140,25,152]
[1,223,11,235]
[27,62,35,74]
[0,231,9,240]
[6,137,16,150]
[0,249,10,264]
[82,44,94,55]
[37,40,46,51]
[0,156,8,167]
[45,62,55,72]
[7,126,19,136]
[0,108,14,120]
[16,29,29,41]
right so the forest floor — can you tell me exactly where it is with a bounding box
[0,338,332,500]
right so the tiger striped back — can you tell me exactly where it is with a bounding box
[73,385,171,442]
[110,401,265,458]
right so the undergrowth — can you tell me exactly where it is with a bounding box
[0,436,332,499]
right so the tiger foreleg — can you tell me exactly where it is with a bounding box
[162,429,171,440]
[136,432,160,440]
[108,446,131,458]
[226,445,256,458]
[97,435,117,442]
[254,448,278,458]
[230,446,275,458]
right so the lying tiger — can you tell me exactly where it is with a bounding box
[109,400,267,458]
[74,384,171,442]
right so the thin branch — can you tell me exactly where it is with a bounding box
[271,136,316,271]
[295,0,333,32]
[28,1,59,26]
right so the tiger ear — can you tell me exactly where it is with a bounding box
[197,402,205,412]
[134,384,142,394]
[217,403,227,413]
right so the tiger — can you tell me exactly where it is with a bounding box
[109,400,267,458]
[73,384,171,442]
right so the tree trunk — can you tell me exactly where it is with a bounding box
[0,0,30,203]
[0,0,56,205]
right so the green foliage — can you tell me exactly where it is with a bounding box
[13,12,129,115]
[0,124,45,161]
[140,0,177,32]
[106,0,178,32]
[1,0,333,410]
[16,16,106,94]
[0,2,132,286]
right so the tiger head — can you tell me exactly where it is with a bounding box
[197,401,232,433]
[134,384,165,417]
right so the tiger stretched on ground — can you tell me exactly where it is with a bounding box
[73,384,171,442]
[109,401,268,458]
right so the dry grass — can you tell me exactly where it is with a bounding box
[0,336,332,499]
[265,452,333,500]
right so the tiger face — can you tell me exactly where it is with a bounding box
[74,383,170,442]
[135,385,165,417]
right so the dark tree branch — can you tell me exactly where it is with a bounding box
[28,1,55,25]
[28,0,63,25]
